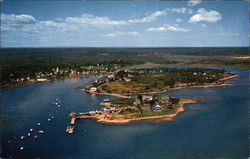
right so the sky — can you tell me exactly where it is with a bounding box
[0,0,249,47]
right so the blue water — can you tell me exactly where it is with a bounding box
[1,66,249,159]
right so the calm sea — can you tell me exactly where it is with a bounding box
[0,65,249,159]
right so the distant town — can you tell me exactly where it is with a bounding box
[1,64,121,88]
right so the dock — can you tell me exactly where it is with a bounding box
[66,112,94,134]
[66,112,78,134]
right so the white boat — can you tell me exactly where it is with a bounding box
[57,105,61,108]
[37,122,41,126]
[34,135,39,139]
[27,133,31,136]
[38,130,45,134]
[48,118,51,122]
[20,147,24,151]
[30,128,33,132]
[21,136,25,140]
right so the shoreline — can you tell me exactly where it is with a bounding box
[83,74,238,98]
[183,63,250,70]
[0,74,97,89]
[77,98,203,124]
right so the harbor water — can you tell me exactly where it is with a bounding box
[0,66,249,159]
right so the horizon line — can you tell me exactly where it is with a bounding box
[1,46,249,49]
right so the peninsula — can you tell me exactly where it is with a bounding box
[66,67,237,133]
[83,67,238,96]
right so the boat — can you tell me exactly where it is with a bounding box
[48,118,51,122]
[20,147,24,151]
[34,135,39,139]
[38,130,45,134]
[27,133,31,136]
[57,105,61,108]
[21,136,25,140]
[103,99,110,102]
[30,128,33,132]
[37,122,41,126]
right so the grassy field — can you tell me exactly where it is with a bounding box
[111,98,135,107]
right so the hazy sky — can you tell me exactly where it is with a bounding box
[1,0,249,47]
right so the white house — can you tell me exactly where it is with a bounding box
[124,77,131,82]
[142,96,153,102]
[152,103,163,112]
[89,87,98,92]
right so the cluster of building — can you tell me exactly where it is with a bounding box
[89,105,138,118]
[135,95,166,112]
[7,65,119,85]
[86,70,134,93]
